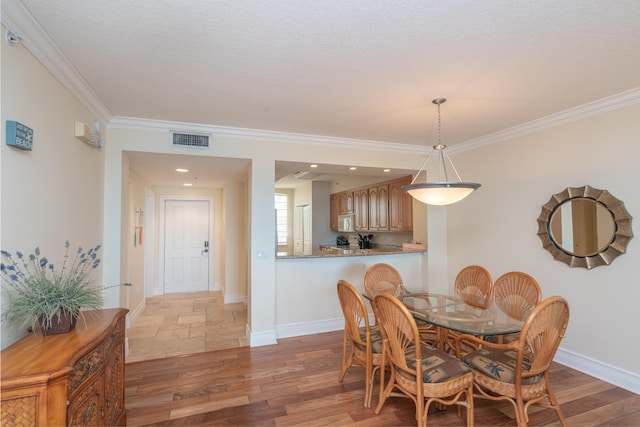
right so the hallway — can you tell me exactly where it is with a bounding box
[125,291,248,363]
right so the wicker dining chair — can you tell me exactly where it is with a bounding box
[364,263,404,298]
[364,263,437,346]
[454,265,493,309]
[336,279,384,408]
[372,292,474,427]
[455,296,570,427]
[492,272,542,341]
[493,272,542,322]
[439,265,494,353]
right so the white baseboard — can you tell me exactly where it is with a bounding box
[274,315,377,340]
[224,293,246,304]
[554,347,640,394]
[126,299,146,329]
[275,317,345,339]
[123,300,145,358]
[249,326,277,347]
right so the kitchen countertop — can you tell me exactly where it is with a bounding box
[276,244,426,259]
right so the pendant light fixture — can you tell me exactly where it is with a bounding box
[403,98,481,205]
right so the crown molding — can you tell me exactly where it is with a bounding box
[111,84,640,155]
[1,0,112,124]
[109,116,426,155]
[448,87,640,154]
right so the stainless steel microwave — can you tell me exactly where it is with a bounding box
[338,214,355,232]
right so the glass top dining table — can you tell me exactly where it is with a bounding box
[398,291,523,336]
[363,289,523,351]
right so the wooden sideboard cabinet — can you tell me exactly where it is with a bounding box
[1,308,128,427]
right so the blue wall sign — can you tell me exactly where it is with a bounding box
[6,121,33,151]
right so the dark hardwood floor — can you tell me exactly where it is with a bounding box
[125,330,640,426]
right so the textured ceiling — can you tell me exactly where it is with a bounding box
[6,0,640,187]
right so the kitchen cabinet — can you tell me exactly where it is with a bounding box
[369,184,389,231]
[329,175,412,232]
[339,192,353,214]
[389,176,413,231]
[330,191,354,231]
[1,309,128,427]
[330,193,340,231]
[353,189,369,231]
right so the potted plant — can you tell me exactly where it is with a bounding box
[1,241,130,335]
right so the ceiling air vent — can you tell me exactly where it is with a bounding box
[170,131,211,149]
[294,171,322,180]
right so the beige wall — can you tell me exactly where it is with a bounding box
[1,24,106,348]
[223,180,247,302]
[446,104,640,376]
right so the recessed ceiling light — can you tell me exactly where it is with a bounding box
[183,183,192,187]
[176,168,189,173]
[383,169,391,173]
[349,167,357,171]
[310,164,318,168]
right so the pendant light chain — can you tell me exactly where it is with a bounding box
[437,100,442,148]
[434,98,448,181]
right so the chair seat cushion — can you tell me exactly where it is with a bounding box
[484,333,519,344]
[461,348,541,384]
[356,325,384,354]
[403,345,471,383]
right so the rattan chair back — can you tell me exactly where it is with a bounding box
[336,279,383,408]
[365,263,437,347]
[457,296,570,426]
[372,292,474,427]
[520,296,569,376]
[372,292,417,373]
[454,265,493,309]
[364,263,404,298]
[493,272,542,321]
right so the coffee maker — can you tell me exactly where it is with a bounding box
[336,235,348,246]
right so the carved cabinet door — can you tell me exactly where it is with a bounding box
[67,375,104,426]
[104,349,124,426]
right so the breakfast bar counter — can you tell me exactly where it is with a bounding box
[276,244,426,259]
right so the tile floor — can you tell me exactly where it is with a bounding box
[125,291,248,363]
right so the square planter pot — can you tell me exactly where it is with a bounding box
[38,311,77,335]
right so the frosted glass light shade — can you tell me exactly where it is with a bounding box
[403,182,481,206]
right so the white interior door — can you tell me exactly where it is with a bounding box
[164,200,210,294]
[294,206,303,254]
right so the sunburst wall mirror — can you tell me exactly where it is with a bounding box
[537,185,633,269]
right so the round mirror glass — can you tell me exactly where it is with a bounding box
[549,198,615,257]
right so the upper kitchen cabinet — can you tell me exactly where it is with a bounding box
[354,188,369,231]
[330,193,340,231]
[369,184,389,231]
[389,176,413,232]
[329,175,413,233]
[330,191,353,231]
[340,192,354,214]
